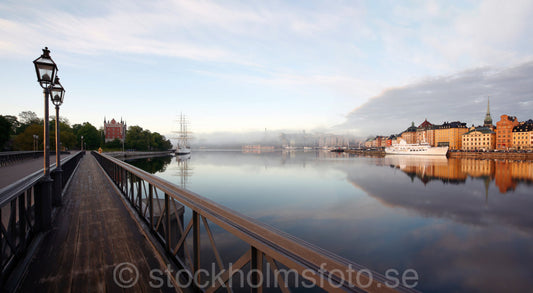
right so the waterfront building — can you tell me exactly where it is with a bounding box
[512,120,533,150]
[375,136,388,147]
[364,138,373,148]
[435,121,468,150]
[496,115,519,150]
[104,117,127,142]
[416,119,435,145]
[461,126,496,151]
[386,135,397,146]
[400,122,418,144]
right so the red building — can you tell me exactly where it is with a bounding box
[104,118,127,142]
[496,115,519,150]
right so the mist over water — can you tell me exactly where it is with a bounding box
[127,151,533,293]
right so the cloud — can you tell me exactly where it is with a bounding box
[336,61,533,136]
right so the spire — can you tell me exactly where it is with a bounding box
[484,96,493,127]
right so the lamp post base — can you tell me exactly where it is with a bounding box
[36,176,53,231]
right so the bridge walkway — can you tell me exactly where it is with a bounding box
[18,154,180,292]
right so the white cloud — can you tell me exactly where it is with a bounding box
[337,61,533,136]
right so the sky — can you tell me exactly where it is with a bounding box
[1,0,533,140]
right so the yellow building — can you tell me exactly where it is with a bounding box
[512,121,533,150]
[462,127,496,151]
[435,121,468,150]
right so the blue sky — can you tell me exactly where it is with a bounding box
[1,0,533,138]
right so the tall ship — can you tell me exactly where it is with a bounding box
[174,113,191,155]
[385,139,448,156]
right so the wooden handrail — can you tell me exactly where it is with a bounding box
[93,151,418,292]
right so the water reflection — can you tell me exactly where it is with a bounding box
[126,155,172,174]
[174,154,192,189]
[127,151,533,293]
[382,155,533,193]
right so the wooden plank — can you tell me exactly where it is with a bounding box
[18,155,184,293]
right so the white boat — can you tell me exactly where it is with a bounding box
[385,139,448,156]
[174,113,191,155]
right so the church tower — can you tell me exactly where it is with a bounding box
[483,97,493,128]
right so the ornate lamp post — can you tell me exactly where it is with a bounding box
[51,77,65,205]
[33,47,58,230]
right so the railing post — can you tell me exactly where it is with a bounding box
[193,211,200,279]
[138,180,142,213]
[18,194,27,247]
[149,184,154,227]
[251,247,263,293]
[165,193,171,251]
[129,174,134,202]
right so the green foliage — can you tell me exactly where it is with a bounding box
[13,123,42,150]
[73,122,100,150]
[2,110,170,152]
[0,115,12,150]
[105,138,122,149]
[50,118,77,150]
[3,115,19,135]
[125,125,172,151]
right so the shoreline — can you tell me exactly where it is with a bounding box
[345,149,533,160]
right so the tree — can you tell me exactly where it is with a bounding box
[50,118,76,150]
[125,125,149,151]
[73,122,99,150]
[151,132,172,150]
[0,115,12,150]
[17,111,41,134]
[19,111,39,124]
[105,138,122,149]
[13,123,42,151]
[3,115,19,135]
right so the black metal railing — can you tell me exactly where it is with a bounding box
[0,151,84,287]
[93,151,417,293]
[0,151,43,167]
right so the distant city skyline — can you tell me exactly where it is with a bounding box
[2,1,533,138]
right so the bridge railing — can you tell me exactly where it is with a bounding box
[0,151,43,167]
[93,151,417,293]
[0,151,84,287]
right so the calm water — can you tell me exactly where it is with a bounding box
[127,151,533,293]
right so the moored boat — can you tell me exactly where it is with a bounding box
[385,139,448,156]
[174,113,191,155]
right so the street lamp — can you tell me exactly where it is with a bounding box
[51,77,65,205]
[81,135,84,151]
[33,47,58,230]
[33,134,39,151]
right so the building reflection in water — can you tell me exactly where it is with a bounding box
[382,155,533,194]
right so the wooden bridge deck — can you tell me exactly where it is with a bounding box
[19,154,180,292]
